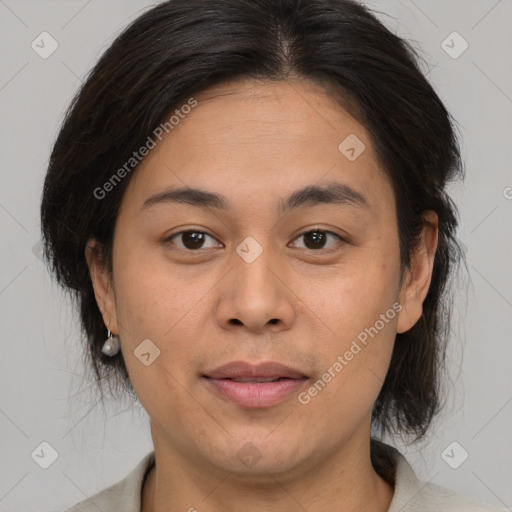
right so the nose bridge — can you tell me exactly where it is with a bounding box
[214,223,297,333]
[225,233,289,325]
[233,234,277,292]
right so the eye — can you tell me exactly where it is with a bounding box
[290,229,345,252]
[164,228,346,253]
[165,230,222,251]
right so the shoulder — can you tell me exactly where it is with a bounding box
[409,480,504,512]
[64,451,155,512]
[387,446,503,512]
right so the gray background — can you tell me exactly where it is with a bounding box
[0,1,511,510]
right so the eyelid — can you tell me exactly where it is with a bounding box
[164,229,223,249]
[289,228,346,252]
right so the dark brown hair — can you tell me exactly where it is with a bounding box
[40,0,465,451]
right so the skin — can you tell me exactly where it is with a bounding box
[86,78,438,512]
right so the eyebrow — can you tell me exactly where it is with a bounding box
[141,180,369,215]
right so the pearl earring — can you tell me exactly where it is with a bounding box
[102,328,120,356]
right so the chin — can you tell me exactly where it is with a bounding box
[203,430,312,476]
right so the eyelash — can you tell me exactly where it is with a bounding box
[164,228,347,254]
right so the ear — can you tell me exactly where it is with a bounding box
[396,211,439,334]
[85,239,119,335]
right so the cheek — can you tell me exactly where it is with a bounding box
[299,314,396,428]
[112,259,205,420]
[294,245,399,409]
[299,247,400,340]
[113,244,203,338]
[111,247,221,395]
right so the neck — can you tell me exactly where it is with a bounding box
[141,435,395,512]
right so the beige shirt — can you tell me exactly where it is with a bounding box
[65,449,502,511]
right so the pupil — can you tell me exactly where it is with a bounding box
[183,231,204,249]
[304,231,325,249]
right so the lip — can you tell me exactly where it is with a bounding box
[204,360,308,380]
[203,360,309,408]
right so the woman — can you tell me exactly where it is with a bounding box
[40,0,502,510]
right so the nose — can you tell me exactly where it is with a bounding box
[215,238,296,334]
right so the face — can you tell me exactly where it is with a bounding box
[87,78,437,478]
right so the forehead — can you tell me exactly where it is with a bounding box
[120,78,394,219]
[178,79,366,146]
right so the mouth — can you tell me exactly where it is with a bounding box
[218,377,292,382]
[202,361,309,408]
[204,360,308,380]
